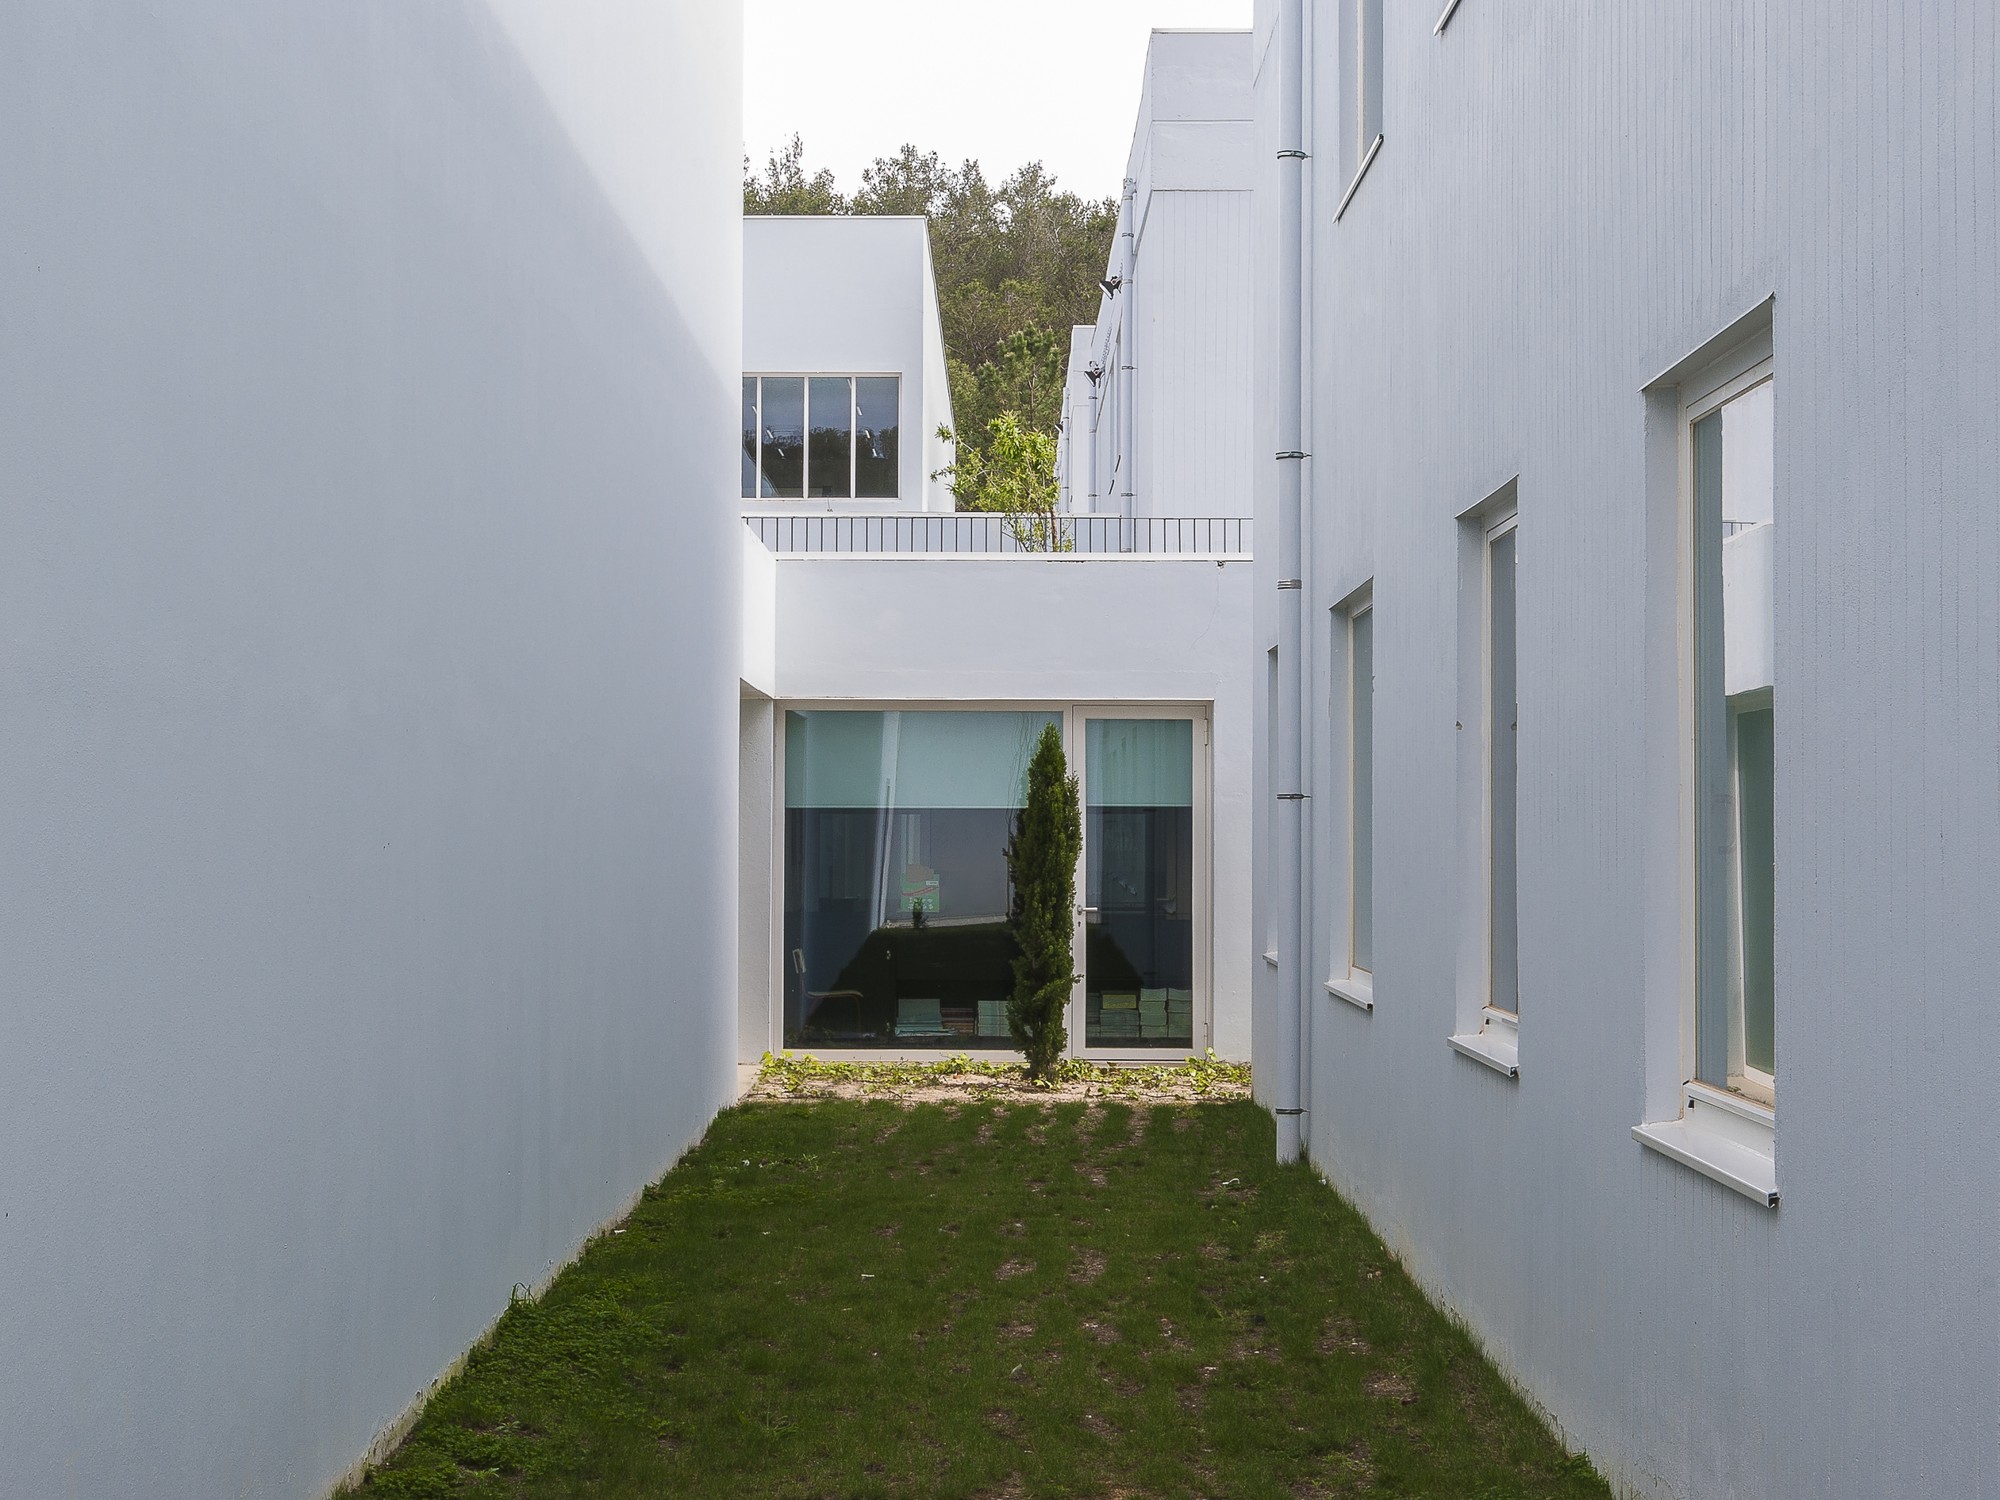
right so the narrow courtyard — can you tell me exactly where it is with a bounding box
[358,1071,1610,1499]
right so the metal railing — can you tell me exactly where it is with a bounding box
[746,512,1252,557]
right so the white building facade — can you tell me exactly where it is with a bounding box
[740,213,1256,1066]
[743,216,957,513]
[1060,30,1256,524]
[1,4,744,1494]
[1251,2,1999,1498]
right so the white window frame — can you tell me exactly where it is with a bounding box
[742,373,901,502]
[1334,0,1386,222]
[765,698,1212,1064]
[1067,703,1214,1062]
[1680,353,1776,1111]
[1326,586,1376,1013]
[1448,487,1520,1080]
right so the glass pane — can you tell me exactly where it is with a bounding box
[742,377,759,499]
[808,376,853,499]
[1351,610,1374,973]
[1085,720,1195,1049]
[1488,531,1518,1013]
[783,711,1057,1050]
[1694,379,1776,1093]
[855,377,900,498]
[1735,705,1776,1076]
[759,376,804,499]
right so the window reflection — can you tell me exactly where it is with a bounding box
[808,377,853,498]
[742,375,899,502]
[1084,720,1195,1049]
[784,711,1056,1049]
[1694,376,1776,1096]
[855,376,900,499]
[759,377,805,498]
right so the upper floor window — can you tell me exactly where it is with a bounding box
[742,375,899,501]
[1336,0,1385,218]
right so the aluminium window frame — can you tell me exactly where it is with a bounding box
[1067,702,1215,1063]
[1447,485,1521,1079]
[765,698,1214,1065]
[743,372,902,502]
[1325,584,1376,1013]
[1678,349,1777,1114]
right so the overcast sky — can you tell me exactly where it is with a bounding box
[744,0,1254,205]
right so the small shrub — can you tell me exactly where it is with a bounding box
[1005,723,1081,1080]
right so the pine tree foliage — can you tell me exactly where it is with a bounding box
[1005,723,1082,1081]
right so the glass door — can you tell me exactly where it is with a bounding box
[1071,710,1206,1056]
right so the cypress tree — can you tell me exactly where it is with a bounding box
[1006,722,1082,1081]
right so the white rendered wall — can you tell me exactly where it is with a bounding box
[1067,30,1255,521]
[743,216,955,511]
[752,557,1255,1062]
[0,4,742,1496]
[1252,2,2000,1498]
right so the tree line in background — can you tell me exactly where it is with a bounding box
[745,137,1116,526]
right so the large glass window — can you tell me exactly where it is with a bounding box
[783,711,1054,1049]
[1083,719,1195,1049]
[1692,374,1776,1100]
[743,375,899,501]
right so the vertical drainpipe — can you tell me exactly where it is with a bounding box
[1273,0,1309,1165]
[1117,176,1138,523]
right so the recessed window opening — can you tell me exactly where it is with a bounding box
[742,374,900,501]
[1265,647,1280,960]
[1689,371,1775,1105]
[1485,514,1519,1018]
[1337,0,1385,217]
[1349,603,1375,975]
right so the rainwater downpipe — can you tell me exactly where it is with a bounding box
[1273,0,1310,1165]
[1117,176,1137,523]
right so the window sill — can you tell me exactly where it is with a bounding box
[1324,971,1373,1013]
[1632,1094,1778,1208]
[1334,134,1384,223]
[1447,1025,1518,1079]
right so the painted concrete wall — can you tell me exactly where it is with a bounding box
[747,555,1255,1062]
[1063,30,1256,522]
[0,4,742,1495]
[743,216,955,511]
[1251,1,2000,1497]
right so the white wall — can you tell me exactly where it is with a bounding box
[1066,30,1255,522]
[0,4,742,1495]
[753,556,1255,1061]
[1253,2,2000,1497]
[743,216,955,511]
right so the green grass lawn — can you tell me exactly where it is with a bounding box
[357,1098,1609,1499]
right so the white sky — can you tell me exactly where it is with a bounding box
[744,0,1254,205]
